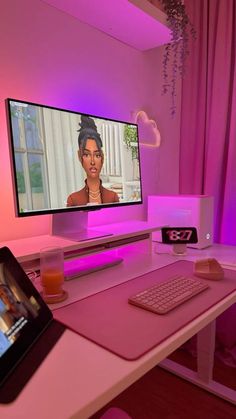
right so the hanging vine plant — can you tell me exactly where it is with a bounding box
[149,0,196,116]
[161,0,196,115]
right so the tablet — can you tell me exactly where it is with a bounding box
[0,246,53,386]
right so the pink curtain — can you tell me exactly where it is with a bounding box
[180,0,236,245]
[180,0,236,367]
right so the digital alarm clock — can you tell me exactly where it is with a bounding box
[161,227,198,255]
[161,227,198,244]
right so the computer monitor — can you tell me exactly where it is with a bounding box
[6,98,143,241]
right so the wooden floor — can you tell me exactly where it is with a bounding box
[91,349,236,419]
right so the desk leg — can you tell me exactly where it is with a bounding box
[197,320,215,382]
[159,320,236,405]
[148,234,154,254]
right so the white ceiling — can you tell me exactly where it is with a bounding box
[41,0,171,50]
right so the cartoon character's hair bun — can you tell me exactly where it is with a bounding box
[79,115,98,132]
[77,115,103,149]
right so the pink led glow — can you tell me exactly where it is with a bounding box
[64,251,123,279]
[0,0,180,242]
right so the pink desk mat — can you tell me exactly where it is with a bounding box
[53,261,236,360]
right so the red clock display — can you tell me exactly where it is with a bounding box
[161,227,198,244]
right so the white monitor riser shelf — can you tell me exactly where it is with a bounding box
[0,219,162,278]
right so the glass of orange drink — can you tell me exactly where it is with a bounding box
[40,247,68,303]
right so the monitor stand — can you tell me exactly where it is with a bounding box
[51,212,112,242]
[51,212,123,278]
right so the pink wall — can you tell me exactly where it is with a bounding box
[0,0,180,241]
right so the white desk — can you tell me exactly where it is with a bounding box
[0,239,236,418]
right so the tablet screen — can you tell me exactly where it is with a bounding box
[0,247,53,384]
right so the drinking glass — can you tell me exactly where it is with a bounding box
[40,247,68,303]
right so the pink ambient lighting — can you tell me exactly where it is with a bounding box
[0,0,176,241]
[64,251,123,279]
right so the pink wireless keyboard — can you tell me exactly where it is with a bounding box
[128,274,210,314]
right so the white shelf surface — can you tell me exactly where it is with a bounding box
[0,220,160,263]
[42,0,171,50]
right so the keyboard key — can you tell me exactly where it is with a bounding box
[172,290,193,302]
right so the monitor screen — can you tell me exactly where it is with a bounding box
[6,99,142,217]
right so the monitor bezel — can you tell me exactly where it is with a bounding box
[6,98,143,217]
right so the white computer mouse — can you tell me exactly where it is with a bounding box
[194,258,224,281]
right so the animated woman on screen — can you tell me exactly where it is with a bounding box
[67,116,119,206]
